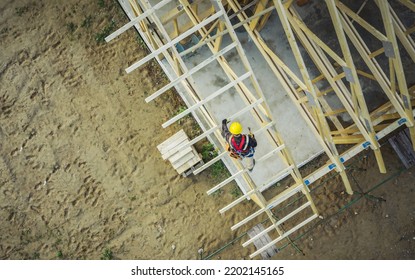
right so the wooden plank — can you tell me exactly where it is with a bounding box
[207,170,246,195]
[157,130,186,153]
[289,13,347,67]
[126,10,224,73]
[168,8,215,40]
[172,151,196,170]
[214,21,225,52]
[157,129,201,175]
[332,135,365,144]
[158,132,187,154]
[178,5,275,57]
[405,25,415,35]
[161,137,189,160]
[368,47,385,58]
[247,224,278,259]
[356,69,376,80]
[176,154,202,174]
[169,146,193,164]
[162,72,252,128]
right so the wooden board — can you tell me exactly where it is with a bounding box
[169,146,193,164]
[176,154,203,175]
[157,129,186,154]
[247,224,279,259]
[172,151,195,169]
[157,129,202,175]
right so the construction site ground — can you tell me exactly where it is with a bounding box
[0,0,414,260]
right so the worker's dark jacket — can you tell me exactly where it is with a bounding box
[222,123,257,157]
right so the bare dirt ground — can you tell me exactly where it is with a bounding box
[0,0,414,260]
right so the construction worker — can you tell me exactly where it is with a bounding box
[222,119,257,171]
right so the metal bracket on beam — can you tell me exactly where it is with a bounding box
[305,91,316,106]
[210,0,221,12]
[364,118,372,132]
[382,41,395,58]
[342,66,355,83]
[402,94,410,110]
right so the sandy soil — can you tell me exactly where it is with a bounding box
[0,0,414,260]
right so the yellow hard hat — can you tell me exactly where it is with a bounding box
[229,122,243,135]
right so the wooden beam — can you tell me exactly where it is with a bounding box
[105,0,174,42]
[125,11,223,73]
[178,5,275,56]
[168,9,214,40]
[335,0,388,41]
[162,72,252,128]
[249,0,270,30]
[145,42,237,103]
[398,0,415,12]
[289,15,348,67]
[368,47,385,59]
[331,124,389,135]
[249,214,318,258]
[214,21,226,52]
[160,0,204,24]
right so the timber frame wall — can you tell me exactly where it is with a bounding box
[107,0,415,258]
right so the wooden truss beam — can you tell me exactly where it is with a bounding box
[273,0,354,192]
[326,0,386,173]
[337,1,415,149]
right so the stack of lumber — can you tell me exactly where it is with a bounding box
[157,129,202,175]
